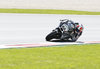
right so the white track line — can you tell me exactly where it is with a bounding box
[0,41,100,49]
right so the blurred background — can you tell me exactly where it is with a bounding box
[0,0,100,12]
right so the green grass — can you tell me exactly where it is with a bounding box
[0,44,100,69]
[0,9,100,15]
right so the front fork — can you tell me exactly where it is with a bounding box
[52,28,62,38]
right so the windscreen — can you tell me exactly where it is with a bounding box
[61,24,69,32]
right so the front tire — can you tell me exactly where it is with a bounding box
[46,31,58,41]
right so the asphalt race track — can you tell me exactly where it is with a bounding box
[0,13,100,48]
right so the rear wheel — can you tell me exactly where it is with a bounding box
[71,35,77,42]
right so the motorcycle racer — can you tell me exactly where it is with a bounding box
[73,22,84,41]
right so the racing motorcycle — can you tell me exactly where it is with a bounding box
[45,20,77,42]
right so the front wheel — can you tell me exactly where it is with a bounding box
[46,31,59,41]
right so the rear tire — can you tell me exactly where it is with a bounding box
[71,35,77,42]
